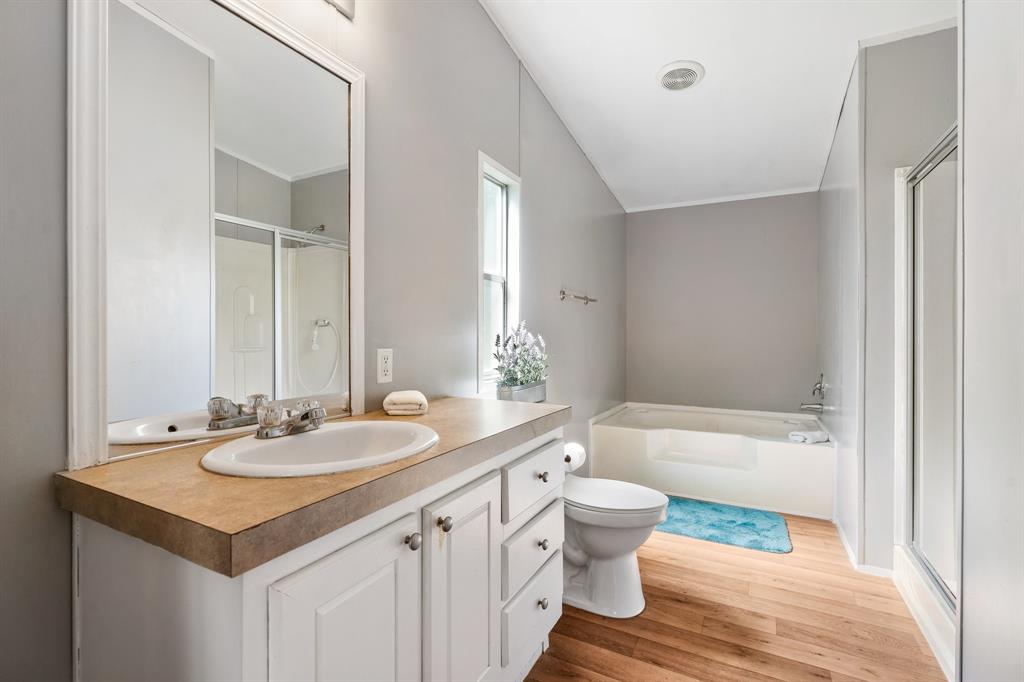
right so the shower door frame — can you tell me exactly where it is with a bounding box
[892,123,961,680]
[213,212,350,402]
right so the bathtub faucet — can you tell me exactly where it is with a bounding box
[800,403,824,414]
[812,373,826,399]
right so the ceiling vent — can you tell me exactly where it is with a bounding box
[658,60,705,91]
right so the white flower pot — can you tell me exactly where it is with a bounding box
[496,380,546,403]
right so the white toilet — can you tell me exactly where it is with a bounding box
[561,444,669,618]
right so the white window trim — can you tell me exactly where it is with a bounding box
[477,151,521,395]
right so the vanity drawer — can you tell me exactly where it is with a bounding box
[501,551,562,667]
[502,439,565,523]
[502,499,564,599]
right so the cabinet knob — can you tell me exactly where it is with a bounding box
[538,471,550,483]
[538,538,550,551]
[437,516,454,533]
[404,533,422,551]
[538,597,549,610]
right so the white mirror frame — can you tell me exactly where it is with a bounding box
[67,0,365,471]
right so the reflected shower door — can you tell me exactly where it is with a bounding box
[279,237,348,399]
[213,220,275,401]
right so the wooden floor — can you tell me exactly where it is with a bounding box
[527,515,945,682]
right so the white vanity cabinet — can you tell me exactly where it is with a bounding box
[76,429,566,682]
[423,473,502,682]
[268,514,422,682]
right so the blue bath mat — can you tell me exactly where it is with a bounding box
[656,496,792,553]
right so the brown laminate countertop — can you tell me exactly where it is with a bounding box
[55,397,570,577]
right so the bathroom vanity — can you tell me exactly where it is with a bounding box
[60,2,574,680]
[57,398,570,681]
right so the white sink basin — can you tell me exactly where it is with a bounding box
[108,410,257,445]
[200,421,440,478]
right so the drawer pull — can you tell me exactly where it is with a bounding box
[537,471,550,483]
[437,516,454,532]
[538,597,550,610]
[538,538,550,551]
[404,533,422,551]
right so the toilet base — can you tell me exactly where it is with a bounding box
[562,553,646,619]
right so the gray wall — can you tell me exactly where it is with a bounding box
[216,149,350,242]
[817,62,863,563]
[519,68,627,450]
[0,1,71,680]
[215,148,292,227]
[291,169,349,243]
[861,28,957,569]
[252,0,628,427]
[961,2,1024,678]
[625,193,819,413]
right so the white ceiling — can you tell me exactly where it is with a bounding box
[481,1,957,212]
[140,0,349,181]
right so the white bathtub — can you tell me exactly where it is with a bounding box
[590,403,835,519]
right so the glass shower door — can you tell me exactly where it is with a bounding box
[278,237,348,399]
[910,140,959,604]
[213,220,275,402]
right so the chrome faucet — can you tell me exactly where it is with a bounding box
[811,373,826,399]
[799,373,826,413]
[207,394,269,431]
[255,400,327,439]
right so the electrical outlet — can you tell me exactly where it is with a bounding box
[377,348,393,384]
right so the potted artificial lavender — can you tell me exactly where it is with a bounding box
[494,321,549,403]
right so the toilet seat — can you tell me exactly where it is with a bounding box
[563,476,668,529]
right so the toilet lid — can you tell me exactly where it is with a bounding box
[563,476,668,514]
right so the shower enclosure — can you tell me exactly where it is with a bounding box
[893,124,960,675]
[214,214,348,403]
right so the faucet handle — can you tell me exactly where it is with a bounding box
[207,397,239,420]
[812,373,826,399]
[257,404,286,427]
[244,394,270,415]
[294,398,319,412]
[293,399,326,427]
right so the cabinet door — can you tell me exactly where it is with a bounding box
[423,472,501,682]
[269,514,422,682]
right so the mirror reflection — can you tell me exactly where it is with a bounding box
[105,0,350,451]
[911,141,958,600]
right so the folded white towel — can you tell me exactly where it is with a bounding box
[383,390,428,416]
[788,430,829,444]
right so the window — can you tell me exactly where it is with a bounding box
[478,153,520,390]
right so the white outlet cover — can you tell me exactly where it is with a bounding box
[377,348,393,384]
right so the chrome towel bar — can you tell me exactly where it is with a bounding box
[559,289,597,305]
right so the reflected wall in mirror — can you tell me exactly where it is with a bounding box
[106,0,351,453]
[910,133,958,602]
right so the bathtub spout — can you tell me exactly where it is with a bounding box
[799,402,824,414]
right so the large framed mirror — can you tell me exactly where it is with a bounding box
[68,0,364,466]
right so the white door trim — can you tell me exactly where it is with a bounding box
[68,0,110,472]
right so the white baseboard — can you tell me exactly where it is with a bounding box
[835,520,893,577]
[892,545,955,681]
